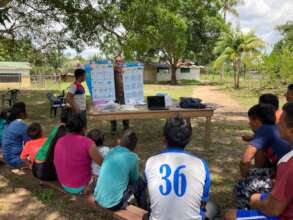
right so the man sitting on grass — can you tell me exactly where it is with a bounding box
[235,104,291,209]
[145,117,212,220]
[225,102,293,220]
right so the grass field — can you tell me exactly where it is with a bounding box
[0,83,253,219]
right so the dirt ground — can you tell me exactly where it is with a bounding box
[0,85,254,220]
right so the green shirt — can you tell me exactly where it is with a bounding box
[35,126,59,161]
[94,146,139,208]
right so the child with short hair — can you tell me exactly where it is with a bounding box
[20,122,47,166]
[2,102,30,167]
[92,130,147,210]
[87,129,110,177]
[235,104,291,209]
[225,102,293,220]
[66,68,87,126]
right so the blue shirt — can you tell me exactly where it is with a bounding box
[250,125,291,160]
[0,118,7,147]
[145,148,210,220]
[94,146,139,208]
[2,119,29,166]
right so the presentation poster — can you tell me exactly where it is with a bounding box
[123,63,145,105]
[90,60,116,104]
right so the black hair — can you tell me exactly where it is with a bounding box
[288,84,293,91]
[164,117,192,148]
[282,102,293,128]
[248,104,276,125]
[27,122,42,139]
[46,125,68,164]
[259,94,279,111]
[7,102,26,123]
[87,129,104,146]
[74,68,86,79]
[0,108,8,120]
[60,107,72,124]
[120,129,138,151]
[66,113,86,134]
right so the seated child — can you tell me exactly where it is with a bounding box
[92,130,147,210]
[225,102,293,220]
[243,94,281,142]
[145,117,213,220]
[20,123,47,167]
[87,129,110,178]
[235,104,291,209]
[0,109,8,151]
[2,102,30,167]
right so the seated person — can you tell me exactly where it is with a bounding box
[2,102,30,167]
[285,84,293,103]
[20,123,47,167]
[87,129,110,179]
[0,109,8,151]
[243,94,281,142]
[54,113,103,194]
[225,102,293,220]
[33,108,71,181]
[235,104,291,209]
[260,94,282,123]
[145,117,211,220]
[92,130,147,210]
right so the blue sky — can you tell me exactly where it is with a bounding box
[66,0,293,58]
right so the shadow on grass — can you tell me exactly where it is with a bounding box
[0,89,249,219]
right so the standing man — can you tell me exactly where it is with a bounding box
[111,55,129,134]
[67,68,87,126]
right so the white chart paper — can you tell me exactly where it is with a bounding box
[91,61,116,103]
[123,63,145,105]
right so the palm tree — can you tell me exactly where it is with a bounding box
[221,0,243,21]
[213,29,265,89]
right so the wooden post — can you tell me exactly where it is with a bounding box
[205,116,212,147]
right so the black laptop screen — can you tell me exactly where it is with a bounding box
[147,96,166,108]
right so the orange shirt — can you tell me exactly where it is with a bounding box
[20,138,47,163]
[276,109,283,123]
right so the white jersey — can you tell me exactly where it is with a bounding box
[145,148,210,220]
[92,146,110,176]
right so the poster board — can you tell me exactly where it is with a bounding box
[123,63,145,105]
[89,60,116,104]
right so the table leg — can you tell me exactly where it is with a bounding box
[96,120,102,129]
[205,116,212,146]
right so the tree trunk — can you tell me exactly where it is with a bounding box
[170,64,177,85]
[235,60,241,89]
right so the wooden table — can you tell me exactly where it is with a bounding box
[89,106,215,146]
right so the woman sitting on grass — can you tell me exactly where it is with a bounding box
[32,108,71,181]
[2,102,30,167]
[54,113,103,194]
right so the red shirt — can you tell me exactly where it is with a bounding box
[272,150,293,220]
[20,138,47,163]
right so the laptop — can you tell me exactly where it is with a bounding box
[147,96,168,110]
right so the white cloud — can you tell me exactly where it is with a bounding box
[227,0,293,47]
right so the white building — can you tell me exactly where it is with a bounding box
[144,63,201,82]
[0,62,31,88]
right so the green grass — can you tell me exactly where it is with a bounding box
[202,74,287,108]
[0,83,248,219]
